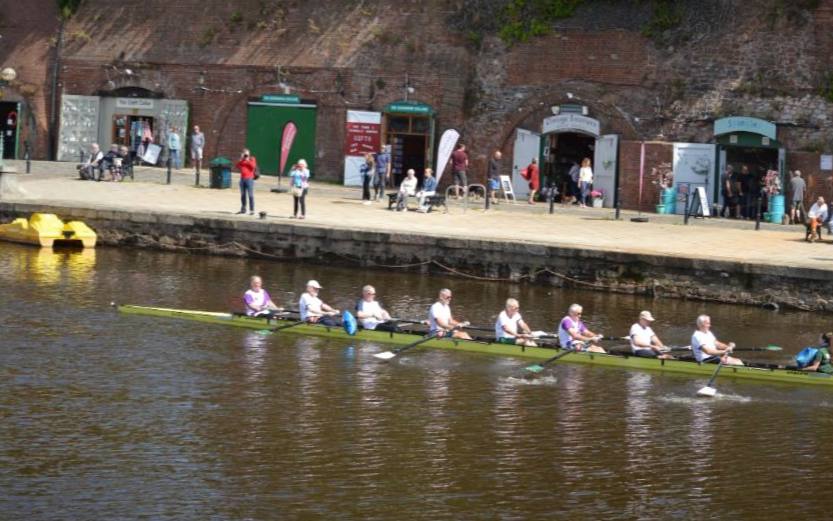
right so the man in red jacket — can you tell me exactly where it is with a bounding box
[235,148,257,215]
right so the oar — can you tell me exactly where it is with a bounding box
[524,348,575,373]
[697,358,726,397]
[731,345,782,352]
[374,333,439,360]
[270,319,307,332]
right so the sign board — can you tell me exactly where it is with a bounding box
[593,134,618,208]
[343,111,382,186]
[141,143,161,165]
[687,186,711,217]
[116,98,154,110]
[542,114,600,138]
[714,117,776,141]
[261,94,301,104]
[672,143,715,215]
[821,155,833,171]
[384,101,433,115]
[499,175,516,202]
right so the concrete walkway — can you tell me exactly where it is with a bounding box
[1,160,827,272]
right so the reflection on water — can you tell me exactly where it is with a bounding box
[2,243,833,519]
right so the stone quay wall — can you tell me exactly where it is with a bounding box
[3,201,833,312]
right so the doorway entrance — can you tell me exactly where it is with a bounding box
[720,145,780,217]
[385,114,431,186]
[112,115,155,158]
[0,102,20,159]
[546,132,595,202]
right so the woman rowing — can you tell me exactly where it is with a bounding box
[801,332,833,374]
[629,310,672,359]
[428,288,472,339]
[299,280,341,326]
[355,285,397,332]
[243,275,282,317]
[691,314,743,366]
[494,298,536,347]
[557,304,605,353]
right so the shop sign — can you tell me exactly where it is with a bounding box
[344,111,381,156]
[384,101,433,115]
[116,98,154,109]
[821,155,833,171]
[714,117,776,141]
[261,94,301,104]
[542,114,600,137]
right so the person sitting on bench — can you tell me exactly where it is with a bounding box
[77,143,104,181]
[394,168,418,211]
[416,168,437,213]
[806,196,828,242]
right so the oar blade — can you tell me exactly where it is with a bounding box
[524,364,545,373]
[765,345,782,351]
[697,386,718,398]
[374,351,396,360]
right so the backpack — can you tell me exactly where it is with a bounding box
[520,167,530,180]
[794,347,819,369]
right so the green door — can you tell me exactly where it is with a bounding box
[246,102,317,176]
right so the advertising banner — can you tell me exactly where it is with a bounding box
[434,128,460,185]
[280,121,298,176]
[343,111,382,186]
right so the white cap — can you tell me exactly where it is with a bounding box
[639,310,655,321]
[306,279,322,289]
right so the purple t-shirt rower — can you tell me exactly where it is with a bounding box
[558,316,587,348]
[244,289,272,316]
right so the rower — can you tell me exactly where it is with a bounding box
[428,288,472,340]
[495,298,536,347]
[299,280,341,326]
[243,275,283,317]
[801,332,833,374]
[629,310,672,359]
[557,304,606,353]
[691,314,743,366]
[355,285,397,332]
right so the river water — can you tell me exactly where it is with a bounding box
[2,243,832,520]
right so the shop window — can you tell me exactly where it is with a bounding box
[389,116,410,133]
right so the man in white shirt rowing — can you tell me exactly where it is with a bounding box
[243,275,282,317]
[494,298,536,347]
[428,288,472,339]
[691,314,743,366]
[355,285,397,332]
[629,310,671,359]
[299,280,341,327]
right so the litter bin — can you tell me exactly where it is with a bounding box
[209,157,232,189]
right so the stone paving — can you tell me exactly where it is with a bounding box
[1,160,829,272]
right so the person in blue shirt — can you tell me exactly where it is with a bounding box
[167,127,182,169]
[417,168,438,213]
[373,145,391,201]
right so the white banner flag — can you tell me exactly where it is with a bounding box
[434,129,460,185]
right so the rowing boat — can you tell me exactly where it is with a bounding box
[117,305,833,388]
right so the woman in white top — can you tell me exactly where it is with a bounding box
[395,169,419,211]
[428,288,471,339]
[578,157,593,208]
[629,310,671,359]
[299,279,340,326]
[494,298,536,347]
[243,275,282,317]
[691,314,743,366]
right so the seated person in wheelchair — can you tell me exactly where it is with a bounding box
[394,168,418,211]
[807,196,828,241]
[77,143,104,180]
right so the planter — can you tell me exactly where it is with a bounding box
[655,204,665,214]
[592,198,604,208]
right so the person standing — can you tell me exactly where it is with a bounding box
[789,170,806,224]
[167,127,182,170]
[494,298,536,348]
[720,165,735,218]
[190,125,205,177]
[416,168,437,213]
[629,310,671,359]
[428,288,472,340]
[374,145,391,201]
[578,158,593,208]
[526,158,540,205]
[360,152,375,204]
[487,150,502,204]
[299,280,340,326]
[235,148,257,215]
[567,160,580,205]
[691,315,743,366]
[451,143,469,200]
[243,275,282,317]
[289,159,310,219]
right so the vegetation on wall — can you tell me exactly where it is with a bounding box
[498,0,584,44]
[57,0,83,20]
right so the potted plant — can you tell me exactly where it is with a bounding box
[651,162,673,214]
[590,189,605,208]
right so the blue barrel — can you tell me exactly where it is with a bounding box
[769,194,785,224]
[662,188,677,214]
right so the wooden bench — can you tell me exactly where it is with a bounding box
[387,193,447,213]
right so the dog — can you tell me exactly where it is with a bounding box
[806,218,823,243]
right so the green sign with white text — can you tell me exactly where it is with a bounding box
[261,94,301,104]
[384,101,433,115]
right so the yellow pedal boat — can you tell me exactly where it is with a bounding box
[0,213,96,248]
